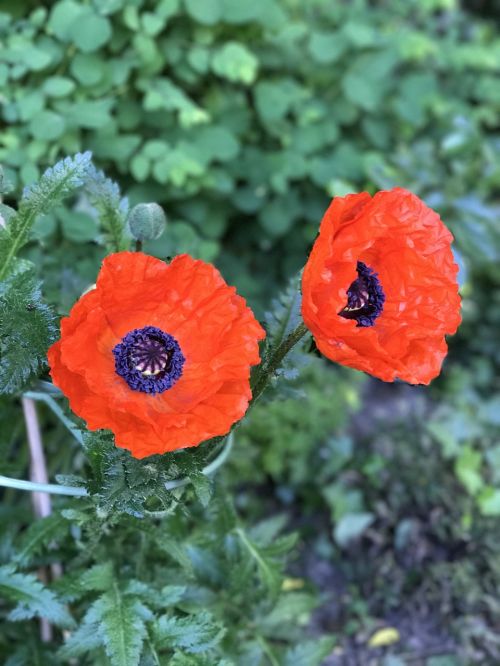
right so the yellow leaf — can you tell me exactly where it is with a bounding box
[281,577,304,591]
[368,627,400,648]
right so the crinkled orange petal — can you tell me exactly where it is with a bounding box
[302,188,461,384]
[48,252,265,458]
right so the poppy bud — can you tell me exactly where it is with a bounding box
[127,203,167,242]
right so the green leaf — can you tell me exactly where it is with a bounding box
[67,99,114,129]
[70,53,103,86]
[235,527,282,596]
[29,110,66,140]
[263,592,318,626]
[334,512,375,547]
[283,637,336,666]
[80,562,115,592]
[155,610,225,653]
[454,446,483,496]
[220,0,264,23]
[169,654,233,666]
[97,586,150,666]
[342,50,397,112]
[59,618,103,659]
[211,42,258,84]
[85,164,130,252]
[71,12,112,53]
[0,151,92,281]
[0,270,58,394]
[58,209,99,243]
[14,514,68,567]
[195,126,240,162]
[260,272,310,386]
[190,472,213,507]
[308,31,346,64]
[254,80,301,124]
[0,565,74,628]
[478,487,500,517]
[48,1,85,39]
[184,0,222,25]
[43,76,76,98]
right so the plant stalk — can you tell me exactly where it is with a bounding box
[250,321,309,405]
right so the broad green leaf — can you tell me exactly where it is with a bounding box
[70,53,104,85]
[342,50,397,112]
[478,487,500,517]
[43,76,76,97]
[71,12,112,53]
[334,512,375,547]
[454,446,483,496]
[29,110,66,140]
[308,31,346,63]
[184,0,222,25]
[48,1,86,40]
[212,42,258,84]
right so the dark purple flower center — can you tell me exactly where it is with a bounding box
[338,261,385,327]
[113,326,184,394]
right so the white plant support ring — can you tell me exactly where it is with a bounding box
[0,384,234,498]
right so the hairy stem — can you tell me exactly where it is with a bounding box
[251,321,309,405]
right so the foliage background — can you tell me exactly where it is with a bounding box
[1,0,500,664]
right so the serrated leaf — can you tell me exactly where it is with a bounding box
[59,617,103,659]
[96,586,151,666]
[264,272,303,349]
[235,527,282,596]
[80,562,114,592]
[154,610,225,654]
[85,164,130,252]
[0,565,74,628]
[0,152,92,281]
[190,472,213,507]
[14,514,68,567]
[0,270,58,394]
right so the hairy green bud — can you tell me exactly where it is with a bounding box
[127,203,167,242]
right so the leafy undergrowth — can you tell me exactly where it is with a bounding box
[232,362,500,665]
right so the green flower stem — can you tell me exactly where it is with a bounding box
[250,321,310,405]
[164,432,234,491]
[24,391,84,444]
[34,380,63,396]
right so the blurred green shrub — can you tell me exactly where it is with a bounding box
[1,0,499,305]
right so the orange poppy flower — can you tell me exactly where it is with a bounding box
[48,252,265,458]
[302,188,461,384]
